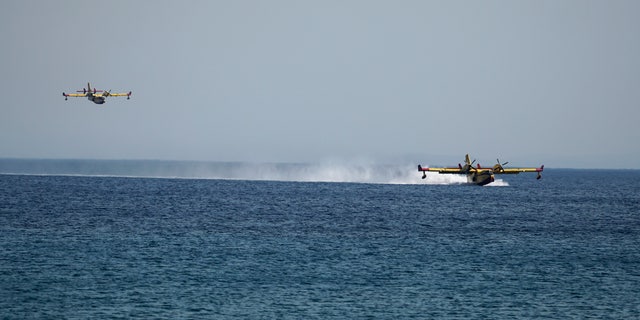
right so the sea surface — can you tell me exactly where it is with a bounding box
[1,160,639,318]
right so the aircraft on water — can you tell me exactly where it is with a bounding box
[63,83,131,104]
[418,154,544,186]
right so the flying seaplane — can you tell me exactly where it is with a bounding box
[418,154,544,186]
[63,83,131,104]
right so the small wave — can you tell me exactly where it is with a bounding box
[485,179,510,187]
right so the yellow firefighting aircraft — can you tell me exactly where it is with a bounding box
[63,83,131,104]
[418,154,544,186]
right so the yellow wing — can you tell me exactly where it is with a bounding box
[493,165,544,181]
[62,93,87,98]
[418,165,463,174]
[99,91,132,98]
[495,167,543,175]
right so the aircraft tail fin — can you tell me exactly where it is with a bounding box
[85,82,102,94]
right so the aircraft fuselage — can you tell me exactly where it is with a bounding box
[88,95,106,104]
[467,170,495,186]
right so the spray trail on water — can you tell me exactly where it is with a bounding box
[0,159,508,186]
[208,162,470,185]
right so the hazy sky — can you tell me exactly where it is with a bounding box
[2,1,639,168]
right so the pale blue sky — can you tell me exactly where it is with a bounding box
[2,1,639,168]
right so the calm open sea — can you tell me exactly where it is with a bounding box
[1,160,639,318]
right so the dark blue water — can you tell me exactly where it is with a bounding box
[1,166,639,318]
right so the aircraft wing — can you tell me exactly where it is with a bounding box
[63,93,86,97]
[97,91,131,97]
[105,92,131,97]
[418,165,462,174]
[495,166,544,175]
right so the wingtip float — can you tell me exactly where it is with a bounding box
[63,83,131,105]
[418,154,544,186]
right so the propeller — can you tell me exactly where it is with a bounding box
[466,159,477,173]
[104,90,112,97]
[493,158,509,173]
